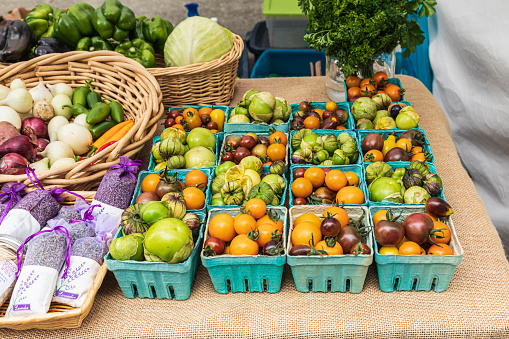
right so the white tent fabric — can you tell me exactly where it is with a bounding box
[429,1,509,255]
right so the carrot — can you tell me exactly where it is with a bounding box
[106,121,134,143]
[92,120,133,150]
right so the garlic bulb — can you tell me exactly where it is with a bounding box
[29,81,53,103]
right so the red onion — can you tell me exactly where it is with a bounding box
[0,121,20,146]
[37,138,50,152]
[0,153,29,175]
[21,118,48,138]
[0,135,35,161]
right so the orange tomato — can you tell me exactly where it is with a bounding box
[360,84,376,98]
[292,177,313,198]
[267,143,286,162]
[425,213,437,221]
[198,106,213,117]
[372,210,388,225]
[336,186,365,205]
[322,207,349,228]
[373,71,389,88]
[175,116,184,124]
[347,87,361,99]
[399,241,422,255]
[141,173,161,193]
[291,221,321,246]
[234,213,257,235]
[428,244,453,255]
[336,126,347,130]
[360,78,372,87]
[230,234,259,255]
[269,131,288,146]
[173,124,185,131]
[245,198,267,219]
[295,213,321,228]
[304,167,325,189]
[385,85,404,101]
[316,240,343,255]
[209,214,236,242]
[183,107,198,116]
[345,75,361,88]
[312,109,324,120]
[364,149,384,162]
[183,187,205,210]
[303,116,320,129]
[396,138,412,152]
[324,169,347,191]
[411,153,427,162]
[257,223,280,247]
[411,146,424,155]
[429,221,451,244]
[185,170,208,189]
[257,214,284,232]
[344,171,359,186]
[325,101,338,112]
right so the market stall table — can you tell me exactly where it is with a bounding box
[1,75,508,338]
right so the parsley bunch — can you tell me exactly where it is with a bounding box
[298,0,437,77]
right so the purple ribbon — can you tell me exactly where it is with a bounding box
[25,167,44,190]
[70,204,100,224]
[108,156,145,180]
[0,183,26,224]
[15,225,72,280]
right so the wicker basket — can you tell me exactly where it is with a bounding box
[0,51,164,190]
[0,191,109,330]
[149,34,244,107]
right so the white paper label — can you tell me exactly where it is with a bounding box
[6,265,58,317]
[90,200,123,221]
[52,256,100,308]
[0,209,41,242]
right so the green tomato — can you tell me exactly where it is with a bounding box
[261,174,282,191]
[369,177,402,202]
[395,108,420,129]
[313,149,330,165]
[210,198,226,206]
[215,161,235,176]
[143,218,193,263]
[140,201,169,224]
[302,133,319,149]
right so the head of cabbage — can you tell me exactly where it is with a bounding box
[164,17,233,67]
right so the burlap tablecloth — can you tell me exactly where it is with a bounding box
[2,75,509,338]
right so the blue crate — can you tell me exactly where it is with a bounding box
[250,49,325,78]
[369,205,463,292]
[289,129,362,166]
[345,78,408,103]
[148,135,220,172]
[131,169,212,215]
[219,132,289,174]
[357,129,434,164]
[105,211,206,300]
[201,207,287,293]
[288,102,354,130]
[167,105,232,142]
[288,164,368,207]
[286,205,373,293]
[224,110,289,134]
[363,162,446,206]
[208,168,288,210]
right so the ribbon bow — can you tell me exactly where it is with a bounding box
[15,225,72,280]
[108,156,145,180]
[70,204,100,224]
[0,183,26,224]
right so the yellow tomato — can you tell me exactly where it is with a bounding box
[379,246,399,255]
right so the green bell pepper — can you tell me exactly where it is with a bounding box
[54,2,96,48]
[87,102,111,125]
[92,0,136,43]
[24,4,64,40]
[76,36,113,52]
[130,16,173,52]
[114,39,156,68]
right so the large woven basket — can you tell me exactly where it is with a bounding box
[0,51,164,190]
[149,34,244,107]
[0,191,109,330]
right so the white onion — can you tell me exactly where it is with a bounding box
[0,106,22,129]
[51,94,72,119]
[47,83,73,99]
[0,85,10,101]
[40,141,75,166]
[29,82,53,103]
[10,79,26,90]
[50,157,76,170]
[30,158,50,172]
[0,88,33,114]
[57,123,92,155]
[48,116,69,142]
[73,113,91,128]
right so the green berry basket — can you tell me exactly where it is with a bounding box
[287,205,373,293]
[201,207,287,293]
